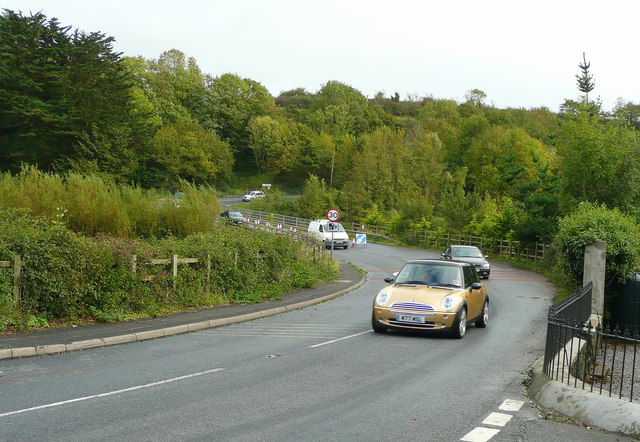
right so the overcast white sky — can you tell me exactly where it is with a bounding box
[4,0,639,111]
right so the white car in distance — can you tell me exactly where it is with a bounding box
[242,190,266,202]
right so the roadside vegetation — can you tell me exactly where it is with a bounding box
[2,10,640,326]
[0,204,338,330]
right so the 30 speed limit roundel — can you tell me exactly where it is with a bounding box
[326,208,340,222]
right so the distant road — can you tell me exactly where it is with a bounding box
[219,195,243,206]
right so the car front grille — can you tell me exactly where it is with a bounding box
[390,302,435,312]
[388,320,436,328]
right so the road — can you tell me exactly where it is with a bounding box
[0,243,632,441]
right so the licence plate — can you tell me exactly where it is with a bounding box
[396,314,425,324]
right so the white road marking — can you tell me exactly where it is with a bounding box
[498,399,525,412]
[309,330,373,348]
[482,412,513,427]
[203,323,365,339]
[0,368,224,418]
[460,427,500,442]
[208,332,338,339]
[460,398,524,441]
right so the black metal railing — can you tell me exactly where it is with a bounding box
[549,283,593,323]
[544,284,640,402]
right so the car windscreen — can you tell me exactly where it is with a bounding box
[395,263,462,287]
[229,212,242,217]
[453,247,483,258]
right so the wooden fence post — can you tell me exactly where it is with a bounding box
[13,255,21,305]
[131,254,137,274]
[206,254,211,292]
[172,254,178,290]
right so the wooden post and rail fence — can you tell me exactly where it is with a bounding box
[1,240,328,306]
[0,255,21,305]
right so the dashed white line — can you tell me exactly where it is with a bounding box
[460,398,526,441]
[309,330,373,348]
[498,399,525,412]
[461,427,500,442]
[482,412,512,427]
[0,368,224,418]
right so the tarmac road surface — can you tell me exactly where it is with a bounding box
[0,243,633,441]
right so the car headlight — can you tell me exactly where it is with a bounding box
[441,295,457,311]
[375,290,390,306]
[482,262,490,268]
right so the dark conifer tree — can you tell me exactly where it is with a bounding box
[0,9,137,173]
[575,52,595,102]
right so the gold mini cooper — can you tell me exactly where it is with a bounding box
[371,259,489,339]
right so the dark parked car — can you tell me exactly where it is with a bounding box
[220,210,246,225]
[441,245,491,279]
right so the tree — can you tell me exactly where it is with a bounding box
[204,73,277,167]
[435,168,469,231]
[144,50,209,126]
[416,99,463,167]
[464,126,552,198]
[576,52,595,102]
[147,121,233,187]
[0,10,138,173]
[556,104,640,214]
[296,175,332,219]
[464,89,487,106]
[308,81,383,137]
[611,99,640,129]
[247,116,301,176]
[512,168,561,243]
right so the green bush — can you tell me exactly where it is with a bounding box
[0,208,338,329]
[0,167,220,239]
[555,202,640,286]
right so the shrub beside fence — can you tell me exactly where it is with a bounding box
[2,231,329,307]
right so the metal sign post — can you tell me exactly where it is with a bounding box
[331,229,334,258]
[326,209,340,259]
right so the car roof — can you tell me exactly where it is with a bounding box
[450,245,480,249]
[406,259,471,268]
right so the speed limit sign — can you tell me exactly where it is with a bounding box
[326,208,340,222]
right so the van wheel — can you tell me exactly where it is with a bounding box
[344,244,349,249]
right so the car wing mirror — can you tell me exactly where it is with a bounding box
[470,282,482,291]
[442,253,451,259]
[384,276,395,283]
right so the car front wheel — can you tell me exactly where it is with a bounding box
[451,307,467,339]
[372,312,387,333]
[475,300,489,328]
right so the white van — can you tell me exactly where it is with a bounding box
[307,220,350,249]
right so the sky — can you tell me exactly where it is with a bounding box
[3,0,639,112]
